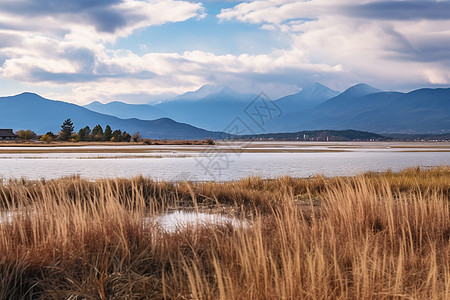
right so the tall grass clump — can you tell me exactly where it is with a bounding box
[0,166,448,299]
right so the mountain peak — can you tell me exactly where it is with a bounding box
[87,100,103,106]
[300,83,340,99]
[170,84,240,102]
[198,84,228,93]
[273,83,339,112]
[15,92,43,98]
[4,92,51,103]
[310,82,330,90]
[340,83,383,98]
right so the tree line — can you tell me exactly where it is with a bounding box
[17,119,141,143]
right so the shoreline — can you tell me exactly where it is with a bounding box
[0,140,214,147]
[1,139,450,147]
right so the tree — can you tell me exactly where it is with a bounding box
[112,129,123,142]
[45,131,55,138]
[103,125,113,141]
[91,124,103,141]
[16,129,37,140]
[70,133,80,143]
[60,119,74,141]
[122,131,131,142]
[78,126,91,141]
[40,134,52,144]
[131,132,142,142]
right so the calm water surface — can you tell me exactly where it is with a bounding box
[0,142,449,181]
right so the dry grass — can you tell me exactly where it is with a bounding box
[0,166,449,299]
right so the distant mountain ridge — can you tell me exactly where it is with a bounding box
[274,83,339,111]
[86,85,258,131]
[0,93,220,139]
[84,83,334,132]
[153,85,257,131]
[168,84,234,102]
[278,85,450,133]
[85,83,450,133]
[336,83,383,99]
[84,101,164,121]
[3,81,448,137]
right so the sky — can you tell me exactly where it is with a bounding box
[0,0,449,104]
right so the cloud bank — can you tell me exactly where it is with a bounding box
[0,0,449,104]
[218,0,450,89]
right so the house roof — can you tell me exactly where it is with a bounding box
[0,129,17,137]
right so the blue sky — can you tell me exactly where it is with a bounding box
[112,2,290,56]
[0,0,449,104]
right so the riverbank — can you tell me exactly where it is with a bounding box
[0,167,449,298]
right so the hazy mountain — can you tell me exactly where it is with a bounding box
[274,83,339,112]
[81,83,340,133]
[2,83,448,139]
[154,85,257,131]
[334,83,383,99]
[84,101,164,120]
[300,84,392,119]
[281,85,450,133]
[0,93,219,139]
[169,84,231,101]
[269,83,339,131]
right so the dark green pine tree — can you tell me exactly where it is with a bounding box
[60,119,74,141]
[112,129,123,142]
[103,125,113,141]
[91,124,103,141]
[78,126,91,141]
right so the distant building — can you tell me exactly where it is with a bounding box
[0,129,18,140]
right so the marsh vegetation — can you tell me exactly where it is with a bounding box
[0,167,449,299]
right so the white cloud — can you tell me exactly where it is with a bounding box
[0,0,205,42]
[1,0,449,105]
[0,0,212,102]
[217,0,450,90]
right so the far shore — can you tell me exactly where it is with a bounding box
[0,139,214,147]
[1,139,450,148]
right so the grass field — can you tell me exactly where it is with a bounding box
[0,167,449,299]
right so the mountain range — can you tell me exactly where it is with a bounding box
[0,83,449,138]
[86,85,256,131]
[85,83,450,134]
[0,93,219,139]
[273,83,340,111]
[279,84,450,133]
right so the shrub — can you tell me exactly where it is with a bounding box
[206,138,215,145]
[131,132,142,142]
[69,133,80,143]
[16,129,37,140]
[39,134,53,144]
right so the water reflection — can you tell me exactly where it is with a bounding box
[0,142,448,181]
[148,210,248,232]
[0,209,248,233]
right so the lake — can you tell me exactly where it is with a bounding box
[0,141,449,181]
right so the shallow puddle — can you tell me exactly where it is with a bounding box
[1,209,249,233]
[147,210,248,232]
